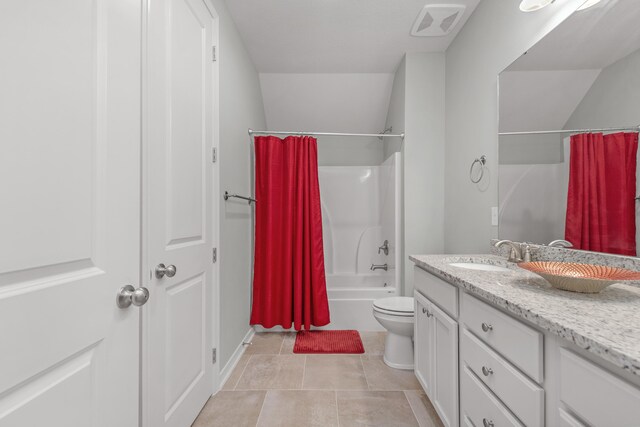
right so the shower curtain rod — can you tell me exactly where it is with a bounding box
[499,125,640,136]
[248,128,405,140]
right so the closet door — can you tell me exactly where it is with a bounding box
[144,0,216,425]
[0,0,142,426]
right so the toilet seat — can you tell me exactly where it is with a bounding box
[373,296,414,317]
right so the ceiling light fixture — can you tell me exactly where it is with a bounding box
[577,0,603,10]
[519,0,554,12]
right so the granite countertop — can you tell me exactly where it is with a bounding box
[409,254,640,376]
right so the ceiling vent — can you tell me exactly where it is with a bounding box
[411,4,466,37]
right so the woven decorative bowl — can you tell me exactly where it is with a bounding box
[518,261,640,293]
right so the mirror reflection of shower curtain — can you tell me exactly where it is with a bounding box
[565,132,639,256]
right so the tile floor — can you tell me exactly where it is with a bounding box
[192,332,444,427]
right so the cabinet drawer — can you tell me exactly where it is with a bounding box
[461,328,544,426]
[560,348,640,426]
[414,266,458,318]
[460,292,543,383]
[460,364,524,427]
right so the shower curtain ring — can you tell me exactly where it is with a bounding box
[470,155,486,183]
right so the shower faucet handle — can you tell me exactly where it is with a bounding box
[378,240,389,256]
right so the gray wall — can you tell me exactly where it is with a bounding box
[316,137,383,166]
[211,0,267,369]
[403,53,445,297]
[565,48,640,130]
[443,0,585,253]
[259,73,394,166]
[384,57,406,160]
[384,53,445,297]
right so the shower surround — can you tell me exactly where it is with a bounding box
[318,153,401,330]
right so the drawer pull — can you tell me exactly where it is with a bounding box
[483,418,494,427]
[481,366,494,376]
[481,322,493,332]
[422,307,427,314]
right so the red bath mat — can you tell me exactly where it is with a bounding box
[293,330,365,354]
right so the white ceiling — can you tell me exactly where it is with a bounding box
[507,0,640,71]
[224,0,481,73]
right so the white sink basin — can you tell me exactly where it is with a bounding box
[449,262,511,272]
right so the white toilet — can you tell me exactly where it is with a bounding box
[372,296,415,370]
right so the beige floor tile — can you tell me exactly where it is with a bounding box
[359,331,386,355]
[235,355,305,390]
[361,355,421,390]
[279,332,296,354]
[404,390,445,427]
[337,390,419,427]
[256,390,338,427]
[245,333,286,355]
[303,355,368,390]
[222,353,251,390]
[192,390,266,427]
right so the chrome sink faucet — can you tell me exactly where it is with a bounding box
[371,263,388,271]
[494,240,531,263]
[378,240,389,256]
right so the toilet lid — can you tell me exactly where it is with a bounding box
[373,296,414,314]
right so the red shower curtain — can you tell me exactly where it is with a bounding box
[250,135,330,330]
[565,132,638,255]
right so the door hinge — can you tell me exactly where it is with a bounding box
[212,248,217,263]
[212,147,217,163]
[212,46,217,62]
[212,348,217,364]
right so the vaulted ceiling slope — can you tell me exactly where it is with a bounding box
[224,0,481,73]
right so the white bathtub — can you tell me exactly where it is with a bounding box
[321,274,396,331]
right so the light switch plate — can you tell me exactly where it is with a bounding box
[491,206,499,226]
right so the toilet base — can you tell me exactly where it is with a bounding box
[383,332,414,370]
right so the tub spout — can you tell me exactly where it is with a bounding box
[370,263,388,271]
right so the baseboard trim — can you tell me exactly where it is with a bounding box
[218,328,255,391]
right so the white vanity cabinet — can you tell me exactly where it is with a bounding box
[414,289,459,427]
[413,263,640,427]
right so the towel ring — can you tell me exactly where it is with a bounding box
[470,155,486,183]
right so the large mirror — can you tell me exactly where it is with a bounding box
[498,0,640,256]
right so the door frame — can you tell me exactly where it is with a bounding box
[139,1,221,425]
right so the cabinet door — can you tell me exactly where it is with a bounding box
[414,291,434,395]
[560,348,640,426]
[432,303,459,427]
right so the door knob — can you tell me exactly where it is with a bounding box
[155,263,177,278]
[117,285,150,308]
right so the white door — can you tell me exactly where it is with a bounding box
[0,1,142,426]
[144,0,216,425]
